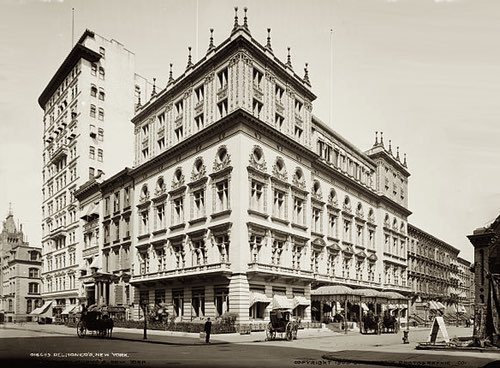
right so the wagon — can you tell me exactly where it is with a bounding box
[77,308,113,338]
[266,310,299,341]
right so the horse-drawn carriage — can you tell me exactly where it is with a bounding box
[77,306,113,338]
[380,313,399,334]
[266,309,299,341]
[360,311,381,334]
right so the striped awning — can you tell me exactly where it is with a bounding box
[361,302,369,311]
[428,301,440,310]
[272,295,294,310]
[30,301,53,316]
[436,301,446,310]
[61,305,77,315]
[249,292,271,306]
[293,295,310,309]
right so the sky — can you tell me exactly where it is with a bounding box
[0,0,499,263]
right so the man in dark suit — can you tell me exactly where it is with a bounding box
[204,317,212,344]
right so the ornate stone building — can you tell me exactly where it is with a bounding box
[117,10,412,324]
[39,30,148,318]
[0,208,42,322]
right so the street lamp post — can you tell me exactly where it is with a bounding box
[140,300,148,340]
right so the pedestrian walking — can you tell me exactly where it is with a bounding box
[204,317,212,344]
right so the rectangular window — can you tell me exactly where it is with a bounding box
[312,207,321,233]
[99,67,105,80]
[91,63,97,76]
[98,128,104,141]
[217,99,228,118]
[175,100,183,116]
[157,137,165,150]
[328,214,337,238]
[97,149,103,162]
[156,204,165,230]
[195,85,204,104]
[273,189,285,219]
[90,105,96,118]
[175,126,183,142]
[195,114,204,130]
[193,189,205,218]
[98,108,104,121]
[293,197,304,225]
[216,180,229,212]
[294,126,303,139]
[89,146,95,159]
[275,113,284,128]
[173,197,184,224]
[275,85,284,104]
[253,68,263,89]
[250,181,264,212]
[217,68,228,89]
[140,210,149,234]
[252,99,263,117]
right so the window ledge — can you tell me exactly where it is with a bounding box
[248,209,269,219]
[169,223,186,231]
[271,216,289,225]
[211,210,231,219]
[291,223,307,231]
[152,229,167,236]
[137,233,150,241]
[189,217,207,225]
[311,231,323,238]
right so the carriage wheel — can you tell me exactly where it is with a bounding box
[265,323,276,341]
[77,321,86,338]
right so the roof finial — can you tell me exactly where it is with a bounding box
[286,47,293,69]
[243,7,249,30]
[232,6,239,32]
[207,28,215,52]
[396,146,401,161]
[303,63,311,86]
[403,153,407,167]
[168,63,174,85]
[265,28,273,52]
[380,132,385,147]
[388,140,393,154]
[151,78,157,97]
[374,131,379,146]
[8,202,13,217]
[186,46,193,69]
[136,95,142,110]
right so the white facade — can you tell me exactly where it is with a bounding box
[124,17,411,325]
[39,30,147,316]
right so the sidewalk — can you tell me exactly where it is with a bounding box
[3,322,498,368]
[1,321,336,344]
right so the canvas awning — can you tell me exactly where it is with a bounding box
[428,301,439,310]
[272,295,294,310]
[361,302,369,311]
[30,301,53,316]
[81,204,99,221]
[89,256,100,269]
[436,301,446,310]
[458,304,467,313]
[61,304,77,315]
[293,295,310,309]
[311,285,363,302]
[249,291,271,307]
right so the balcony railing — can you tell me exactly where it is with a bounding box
[130,262,231,283]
